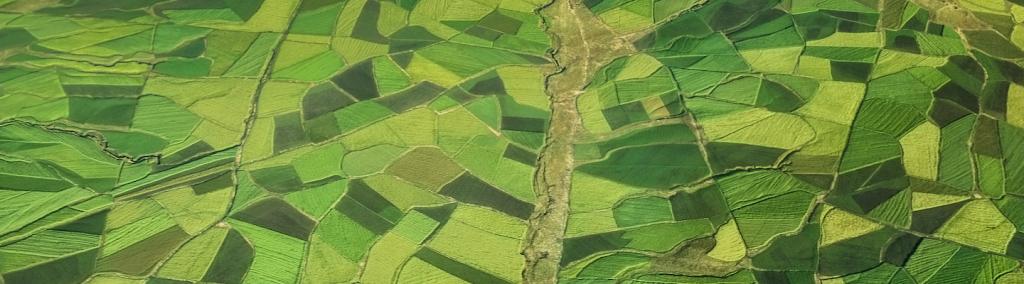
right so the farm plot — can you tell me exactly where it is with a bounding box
[562,0,1024,282]
[1,0,1024,283]
[0,0,553,283]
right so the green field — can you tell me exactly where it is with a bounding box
[1,0,1023,283]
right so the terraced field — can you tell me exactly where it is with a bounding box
[1,0,1023,283]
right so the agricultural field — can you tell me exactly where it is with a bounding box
[0,0,1023,283]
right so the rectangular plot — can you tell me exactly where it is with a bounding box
[377,82,445,112]
[502,144,537,166]
[438,173,532,220]
[336,196,396,235]
[413,248,511,284]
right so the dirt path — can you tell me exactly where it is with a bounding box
[521,1,637,283]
